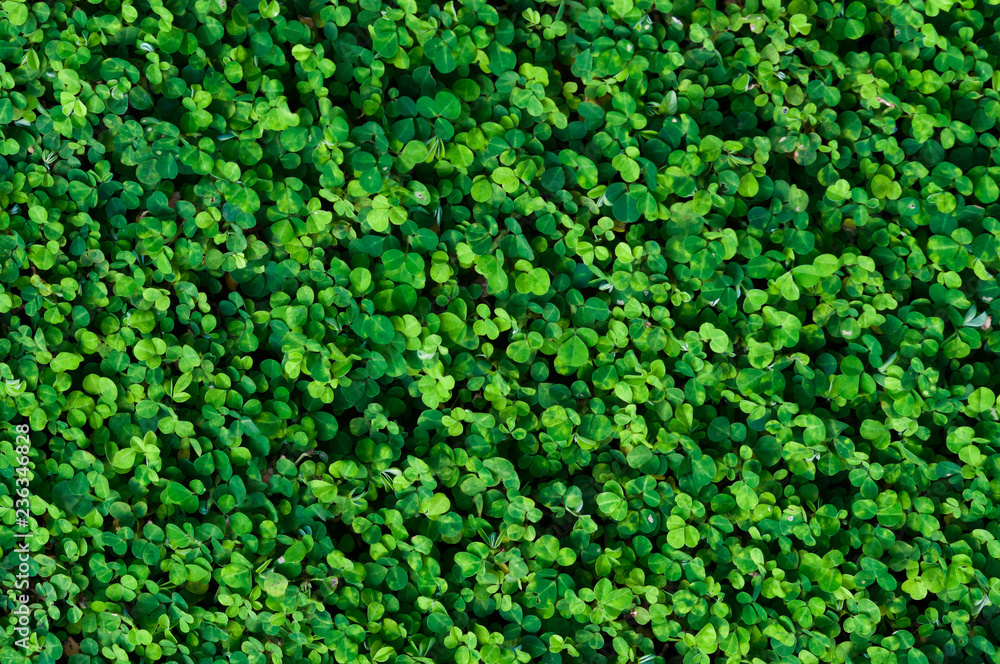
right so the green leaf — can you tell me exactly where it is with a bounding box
[975,176,999,204]
[557,336,589,368]
[422,493,451,516]
[262,572,289,597]
[435,91,461,120]
[111,448,136,473]
[360,168,383,194]
[691,455,717,490]
[870,174,900,200]
[968,387,996,414]
[602,587,634,616]
[738,173,759,197]
[51,352,82,372]
[365,315,396,344]
[221,563,252,590]
[610,0,634,18]
[747,339,774,369]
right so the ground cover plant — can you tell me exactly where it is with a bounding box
[4,0,1000,663]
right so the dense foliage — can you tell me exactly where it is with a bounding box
[4,0,1000,663]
